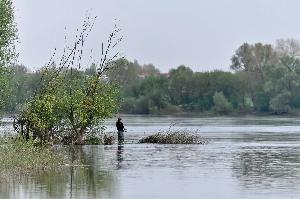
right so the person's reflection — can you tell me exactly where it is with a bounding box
[116,144,124,169]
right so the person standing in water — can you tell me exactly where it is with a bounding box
[116,117,125,143]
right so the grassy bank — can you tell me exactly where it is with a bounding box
[0,137,67,180]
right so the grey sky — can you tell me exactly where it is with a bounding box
[12,0,300,72]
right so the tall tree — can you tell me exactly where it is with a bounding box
[14,18,122,144]
[0,0,17,113]
[231,43,278,111]
[141,64,160,76]
[107,58,140,86]
[230,43,278,73]
[276,38,300,58]
[264,56,300,114]
[168,65,194,105]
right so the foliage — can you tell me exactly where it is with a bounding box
[0,136,66,180]
[212,91,233,114]
[269,91,291,114]
[230,42,278,73]
[5,39,300,116]
[0,67,10,112]
[13,17,122,144]
[6,55,300,116]
[263,56,300,113]
[0,0,17,67]
[107,58,140,87]
[168,65,194,105]
[16,67,120,145]
[0,0,17,114]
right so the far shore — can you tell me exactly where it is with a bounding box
[2,111,300,122]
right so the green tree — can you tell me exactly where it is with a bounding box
[191,72,211,111]
[120,76,169,114]
[0,67,9,112]
[231,43,278,111]
[0,0,17,114]
[212,91,233,114]
[141,64,160,76]
[168,65,194,106]
[264,56,300,114]
[14,18,122,144]
[269,91,291,114]
[107,58,140,86]
[0,0,17,66]
[231,43,278,73]
[4,64,31,113]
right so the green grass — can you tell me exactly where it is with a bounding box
[0,136,67,180]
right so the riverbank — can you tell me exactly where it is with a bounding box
[119,108,300,117]
[2,109,300,124]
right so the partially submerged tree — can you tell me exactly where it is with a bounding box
[14,16,123,144]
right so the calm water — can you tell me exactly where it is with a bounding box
[1,115,300,199]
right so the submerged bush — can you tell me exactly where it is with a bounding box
[103,133,116,145]
[84,132,116,145]
[0,137,67,180]
[139,130,207,144]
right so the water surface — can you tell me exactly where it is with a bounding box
[1,115,300,199]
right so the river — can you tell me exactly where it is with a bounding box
[1,115,300,199]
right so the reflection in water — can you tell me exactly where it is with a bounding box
[117,144,124,170]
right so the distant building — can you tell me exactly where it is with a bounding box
[137,70,163,79]
[138,72,147,79]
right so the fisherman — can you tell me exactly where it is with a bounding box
[116,117,125,143]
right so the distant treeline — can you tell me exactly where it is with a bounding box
[4,39,300,115]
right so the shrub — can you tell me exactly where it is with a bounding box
[83,132,116,145]
[139,130,207,144]
[103,133,116,145]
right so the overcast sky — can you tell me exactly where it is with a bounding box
[12,0,300,72]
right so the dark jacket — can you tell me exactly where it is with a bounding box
[116,121,124,131]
